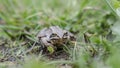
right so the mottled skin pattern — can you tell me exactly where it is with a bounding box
[37,26,76,48]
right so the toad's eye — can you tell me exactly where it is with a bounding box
[50,33,58,38]
[63,32,68,39]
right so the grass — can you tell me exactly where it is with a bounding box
[0,0,120,68]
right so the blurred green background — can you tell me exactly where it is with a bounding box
[0,0,120,68]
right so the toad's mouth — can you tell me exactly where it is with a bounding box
[50,37,60,40]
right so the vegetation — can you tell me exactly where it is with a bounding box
[0,0,120,68]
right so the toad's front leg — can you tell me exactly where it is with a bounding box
[39,37,56,54]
